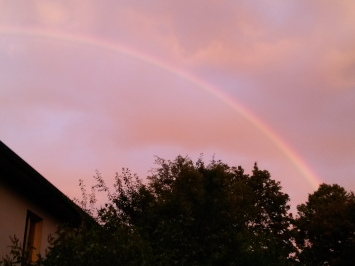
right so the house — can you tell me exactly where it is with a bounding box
[0,141,83,261]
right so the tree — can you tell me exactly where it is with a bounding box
[1,155,296,266]
[293,184,355,265]
[92,155,295,265]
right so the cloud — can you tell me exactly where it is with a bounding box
[1,0,355,208]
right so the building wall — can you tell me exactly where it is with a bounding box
[0,179,59,259]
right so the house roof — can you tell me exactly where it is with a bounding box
[0,141,85,226]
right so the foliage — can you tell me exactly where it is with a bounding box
[53,155,294,265]
[293,184,355,265]
[0,235,44,266]
[43,223,152,266]
[5,155,355,265]
[128,156,295,265]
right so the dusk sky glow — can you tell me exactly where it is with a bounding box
[1,0,355,212]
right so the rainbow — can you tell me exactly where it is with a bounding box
[0,26,321,189]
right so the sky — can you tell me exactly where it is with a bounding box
[1,0,354,213]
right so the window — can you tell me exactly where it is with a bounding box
[23,211,43,262]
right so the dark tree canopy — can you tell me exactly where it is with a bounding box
[114,156,294,265]
[293,184,355,265]
[2,156,355,266]
[85,155,294,265]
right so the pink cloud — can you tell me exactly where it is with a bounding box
[1,0,355,210]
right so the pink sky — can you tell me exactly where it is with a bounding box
[1,0,355,212]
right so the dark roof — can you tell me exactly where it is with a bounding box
[0,141,85,226]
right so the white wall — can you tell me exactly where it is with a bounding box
[0,179,59,259]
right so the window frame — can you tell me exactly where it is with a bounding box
[22,210,43,262]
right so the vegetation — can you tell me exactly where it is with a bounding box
[293,184,355,265]
[1,156,354,265]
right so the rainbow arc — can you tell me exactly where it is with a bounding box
[0,26,321,189]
